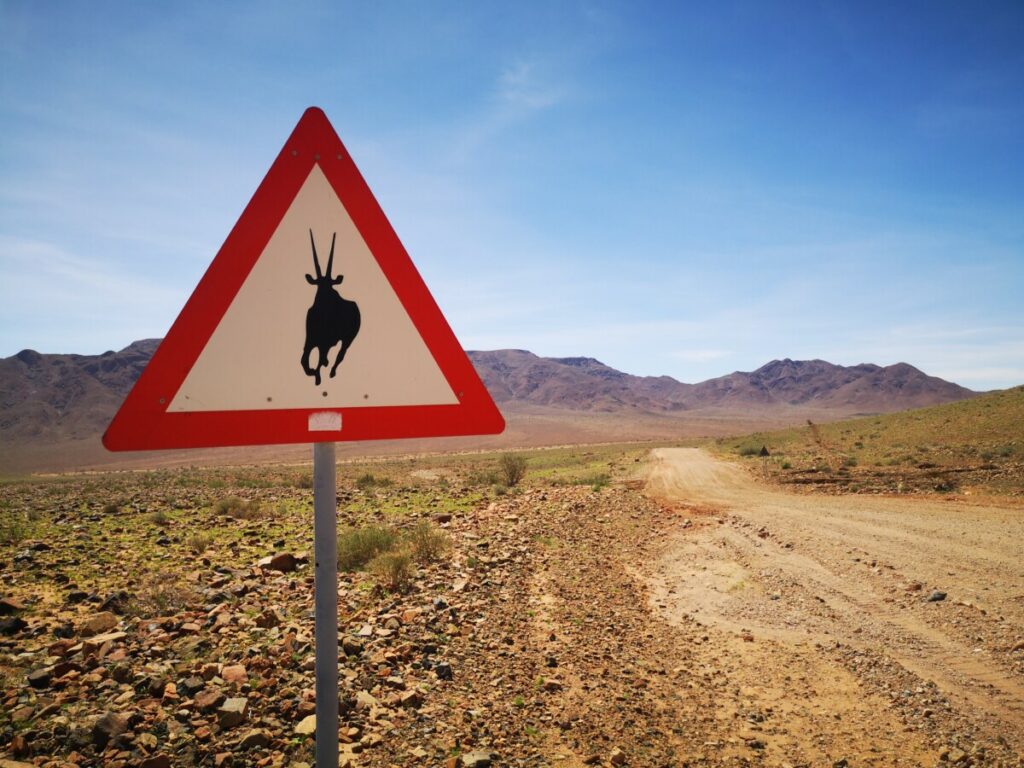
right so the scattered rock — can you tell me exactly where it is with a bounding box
[399,689,424,707]
[195,688,226,712]
[26,668,51,688]
[355,690,379,712]
[295,714,317,735]
[928,591,948,602]
[140,755,172,768]
[221,664,248,684]
[237,728,271,750]
[218,697,248,729]
[79,611,118,637]
[0,616,27,635]
[91,711,128,747]
[461,751,494,768]
[258,552,298,572]
[180,675,205,695]
[255,608,282,628]
[0,597,26,614]
[945,747,968,763]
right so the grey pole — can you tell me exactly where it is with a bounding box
[313,441,338,767]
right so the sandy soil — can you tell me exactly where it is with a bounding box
[0,406,805,476]
[643,448,1024,765]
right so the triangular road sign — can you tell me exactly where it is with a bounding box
[104,107,504,450]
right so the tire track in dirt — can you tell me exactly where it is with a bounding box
[644,447,1024,759]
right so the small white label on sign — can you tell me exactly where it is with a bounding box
[308,411,342,431]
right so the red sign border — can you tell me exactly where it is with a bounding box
[103,108,504,450]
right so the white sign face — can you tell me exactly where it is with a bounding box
[168,165,458,412]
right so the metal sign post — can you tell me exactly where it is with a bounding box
[313,441,338,767]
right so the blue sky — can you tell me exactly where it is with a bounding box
[2,1,1022,390]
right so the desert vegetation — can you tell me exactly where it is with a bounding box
[718,385,1024,496]
[2,434,1021,766]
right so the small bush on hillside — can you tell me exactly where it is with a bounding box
[150,510,171,527]
[214,496,262,520]
[499,453,528,486]
[0,510,33,546]
[128,572,199,618]
[406,521,451,564]
[187,533,213,554]
[369,549,415,592]
[470,469,500,486]
[338,525,399,571]
[356,473,393,491]
[737,445,759,457]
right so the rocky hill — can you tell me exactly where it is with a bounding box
[467,350,975,415]
[0,341,977,471]
[0,340,159,443]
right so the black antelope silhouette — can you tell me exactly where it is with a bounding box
[301,229,361,385]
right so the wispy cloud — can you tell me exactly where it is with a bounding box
[496,60,566,112]
[0,236,182,353]
[444,55,571,165]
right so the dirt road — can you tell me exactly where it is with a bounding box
[643,448,1024,765]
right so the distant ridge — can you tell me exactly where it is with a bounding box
[466,350,976,415]
[0,340,976,470]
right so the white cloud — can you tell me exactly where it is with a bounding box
[0,236,182,354]
[497,60,566,112]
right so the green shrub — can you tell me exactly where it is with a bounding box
[499,453,528,487]
[128,572,199,618]
[470,470,500,486]
[150,510,171,527]
[0,510,33,545]
[338,525,399,571]
[405,521,451,564]
[214,496,262,520]
[781,461,792,470]
[187,533,214,554]
[737,445,759,457]
[356,473,393,491]
[369,549,415,592]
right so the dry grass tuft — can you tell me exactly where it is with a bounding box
[128,572,200,618]
[338,525,399,571]
[214,496,263,520]
[369,548,415,592]
[406,521,451,564]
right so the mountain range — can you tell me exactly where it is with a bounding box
[0,339,976,473]
[467,349,974,415]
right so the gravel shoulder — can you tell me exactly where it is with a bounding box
[2,448,1022,767]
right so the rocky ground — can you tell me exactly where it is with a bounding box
[1,446,1022,767]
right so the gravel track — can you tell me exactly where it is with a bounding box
[643,447,1024,765]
